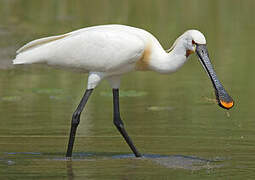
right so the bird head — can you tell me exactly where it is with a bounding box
[183,30,234,110]
[183,30,206,57]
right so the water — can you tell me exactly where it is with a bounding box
[0,0,255,179]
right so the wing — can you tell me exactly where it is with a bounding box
[14,26,146,72]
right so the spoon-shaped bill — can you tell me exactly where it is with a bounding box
[196,44,234,110]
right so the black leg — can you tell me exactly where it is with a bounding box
[112,89,142,157]
[66,89,93,158]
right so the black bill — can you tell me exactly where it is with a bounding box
[196,44,234,110]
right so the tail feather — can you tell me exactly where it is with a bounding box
[13,58,25,65]
[13,49,43,65]
[13,32,71,65]
[17,33,69,54]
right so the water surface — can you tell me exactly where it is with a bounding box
[0,0,255,179]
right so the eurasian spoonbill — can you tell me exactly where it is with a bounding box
[13,24,234,158]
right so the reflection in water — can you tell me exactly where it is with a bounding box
[3,151,221,179]
[64,152,222,171]
[0,151,236,179]
[66,160,74,180]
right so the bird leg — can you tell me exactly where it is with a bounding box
[66,89,93,158]
[112,89,142,157]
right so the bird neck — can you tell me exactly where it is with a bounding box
[149,42,189,74]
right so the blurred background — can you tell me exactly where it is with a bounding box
[0,0,255,179]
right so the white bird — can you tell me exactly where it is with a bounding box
[13,24,234,158]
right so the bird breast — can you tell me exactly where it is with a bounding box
[135,42,152,71]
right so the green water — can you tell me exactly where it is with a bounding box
[0,0,255,179]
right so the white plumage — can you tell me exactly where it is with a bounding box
[14,25,147,70]
[13,24,204,89]
[13,24,234,157]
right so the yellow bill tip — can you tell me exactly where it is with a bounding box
[220,100,234,109]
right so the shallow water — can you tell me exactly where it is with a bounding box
[1,0,255,179]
